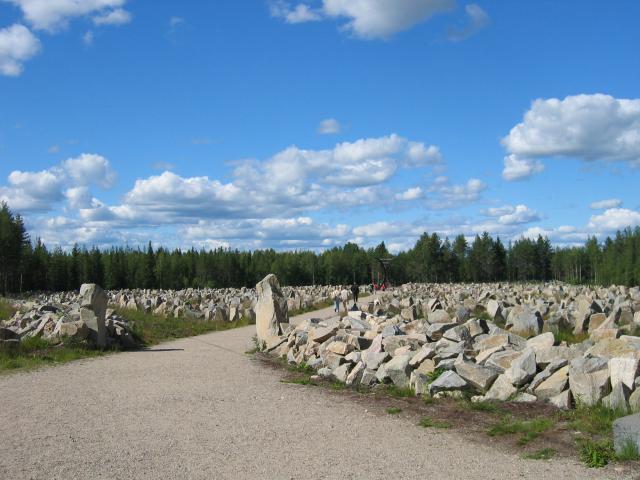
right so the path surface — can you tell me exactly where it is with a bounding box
[0,304,633,480]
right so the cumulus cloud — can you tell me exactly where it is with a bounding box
[502,154,544,181]
[92,7,131,26]
[447,3,490,42]
[6,0,130,32]
[484,204,540,225]
[589,198,622,210]
[427,176,486,209]
[502,94,640,180]
[272,0,454,39]
[395,187,424,201]
[0,153,116,212]
[270,1,322,24]
[587,208,640,232]
[0,23,41,76]
[317,118,341,134]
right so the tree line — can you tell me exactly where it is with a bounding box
[1,202,639,294]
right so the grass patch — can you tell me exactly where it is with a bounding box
[578,439,615,468]
[0,336,104,373]
[330,381,346,390]
[562,403,627,437]
[281,376,317,386]
[381,384,415,398]
[487,416,555,445]
[0,298,18,321]
[288,362,315,374]
[523,448,556,460]
[616,439,640,461]
[551,326,588,345]
[386,407,402,414]
[114,307,253,346]
[458,398,505,414]
[425,367,445,384]
[289,299,334,316]
[418,416,451,429]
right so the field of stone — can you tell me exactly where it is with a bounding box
[2,277,640,470]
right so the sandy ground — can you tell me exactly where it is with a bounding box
[0,302,634,480]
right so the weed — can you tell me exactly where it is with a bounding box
[386,407,402,414]
[0,298,17,320]
[330,381,346,390]
[458,399,505,414]
[288,362,315,374]
[382,384,415,397]
[616,439,640,461]
[563,403,627,436]
[551,326,587,345]
[487,416,555,445]
[425,368,444,384]
[246,335,266,354]
[578,439,615,468]
[418,417,451,429]
[281,376,317,386]
[523,448,556,460]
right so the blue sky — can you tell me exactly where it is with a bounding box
[1,0,639,252]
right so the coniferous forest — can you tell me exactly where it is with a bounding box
[1,202,639,294]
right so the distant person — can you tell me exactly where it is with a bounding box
[351,283,359,304]
[381,283,386,291]
[369,283,374,293]
[340,286,350,312]
[332,287,341,313]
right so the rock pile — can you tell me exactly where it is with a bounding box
[269,281,640,413]
[1,283,137,349]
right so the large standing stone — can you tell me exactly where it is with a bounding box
[255,274,288,345]
[569,357,611,406]
[506,305,543,336]
[79,283,108,349]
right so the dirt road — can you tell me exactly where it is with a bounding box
[0,306,631,479]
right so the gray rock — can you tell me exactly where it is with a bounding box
[613,414,640,456]
[548,389,572,410]
[255,274,288,344]
[428,371,468,396]
[454,355,498,392]
[79,283,108,348]
[381,353,413,388]
[506,305,543,336]
[484,374,518,401]
[603,382,630,412]
[569,357,611,406]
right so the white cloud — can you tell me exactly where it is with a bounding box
[587,208,640,232]
[502,154,544,181]
[6,0,128,32]
[64,186,93,209]
[395,187,423,201]
[323,0,455,39]
[490,204,540,225]
[270,2,322,24]
[427,176,486,208]
[82,30,94,46]
[0,153,116,212]
[317,118,341,134]
[92,7,131,26]
[502,94,640,180]
[447,3,490,41]
[62,153,116,188]
[589,198,622,210]
[272,0,454,39]
[0,23,41,76]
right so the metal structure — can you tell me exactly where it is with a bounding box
[373,256,393,286]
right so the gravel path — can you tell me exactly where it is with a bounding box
[0,304,633,480]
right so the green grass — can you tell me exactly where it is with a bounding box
[288,362,315,374]
[0,298,18,320]
[487,416,555,445]
[562,403,628,437]
[381,384,415,397]
[523,448,556,460]
[418,416,451,429]
[551,326,588,345]
[114,307,254,346]
[616,439,640,461]
[578,439,615,468]
[0,335,104,373]
[281,376,317,386]
[386,407,402,414]
[330,381,346,390]
[458,399,505,414]
[425,367,445,384]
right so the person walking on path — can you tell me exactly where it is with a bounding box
[350,283,359,305]
[332,287,341,313]
[340,286,350,312]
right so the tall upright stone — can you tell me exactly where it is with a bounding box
[255,274,288,345]
[79,283,108,349]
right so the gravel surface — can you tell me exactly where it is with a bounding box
[0,304,634,480]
